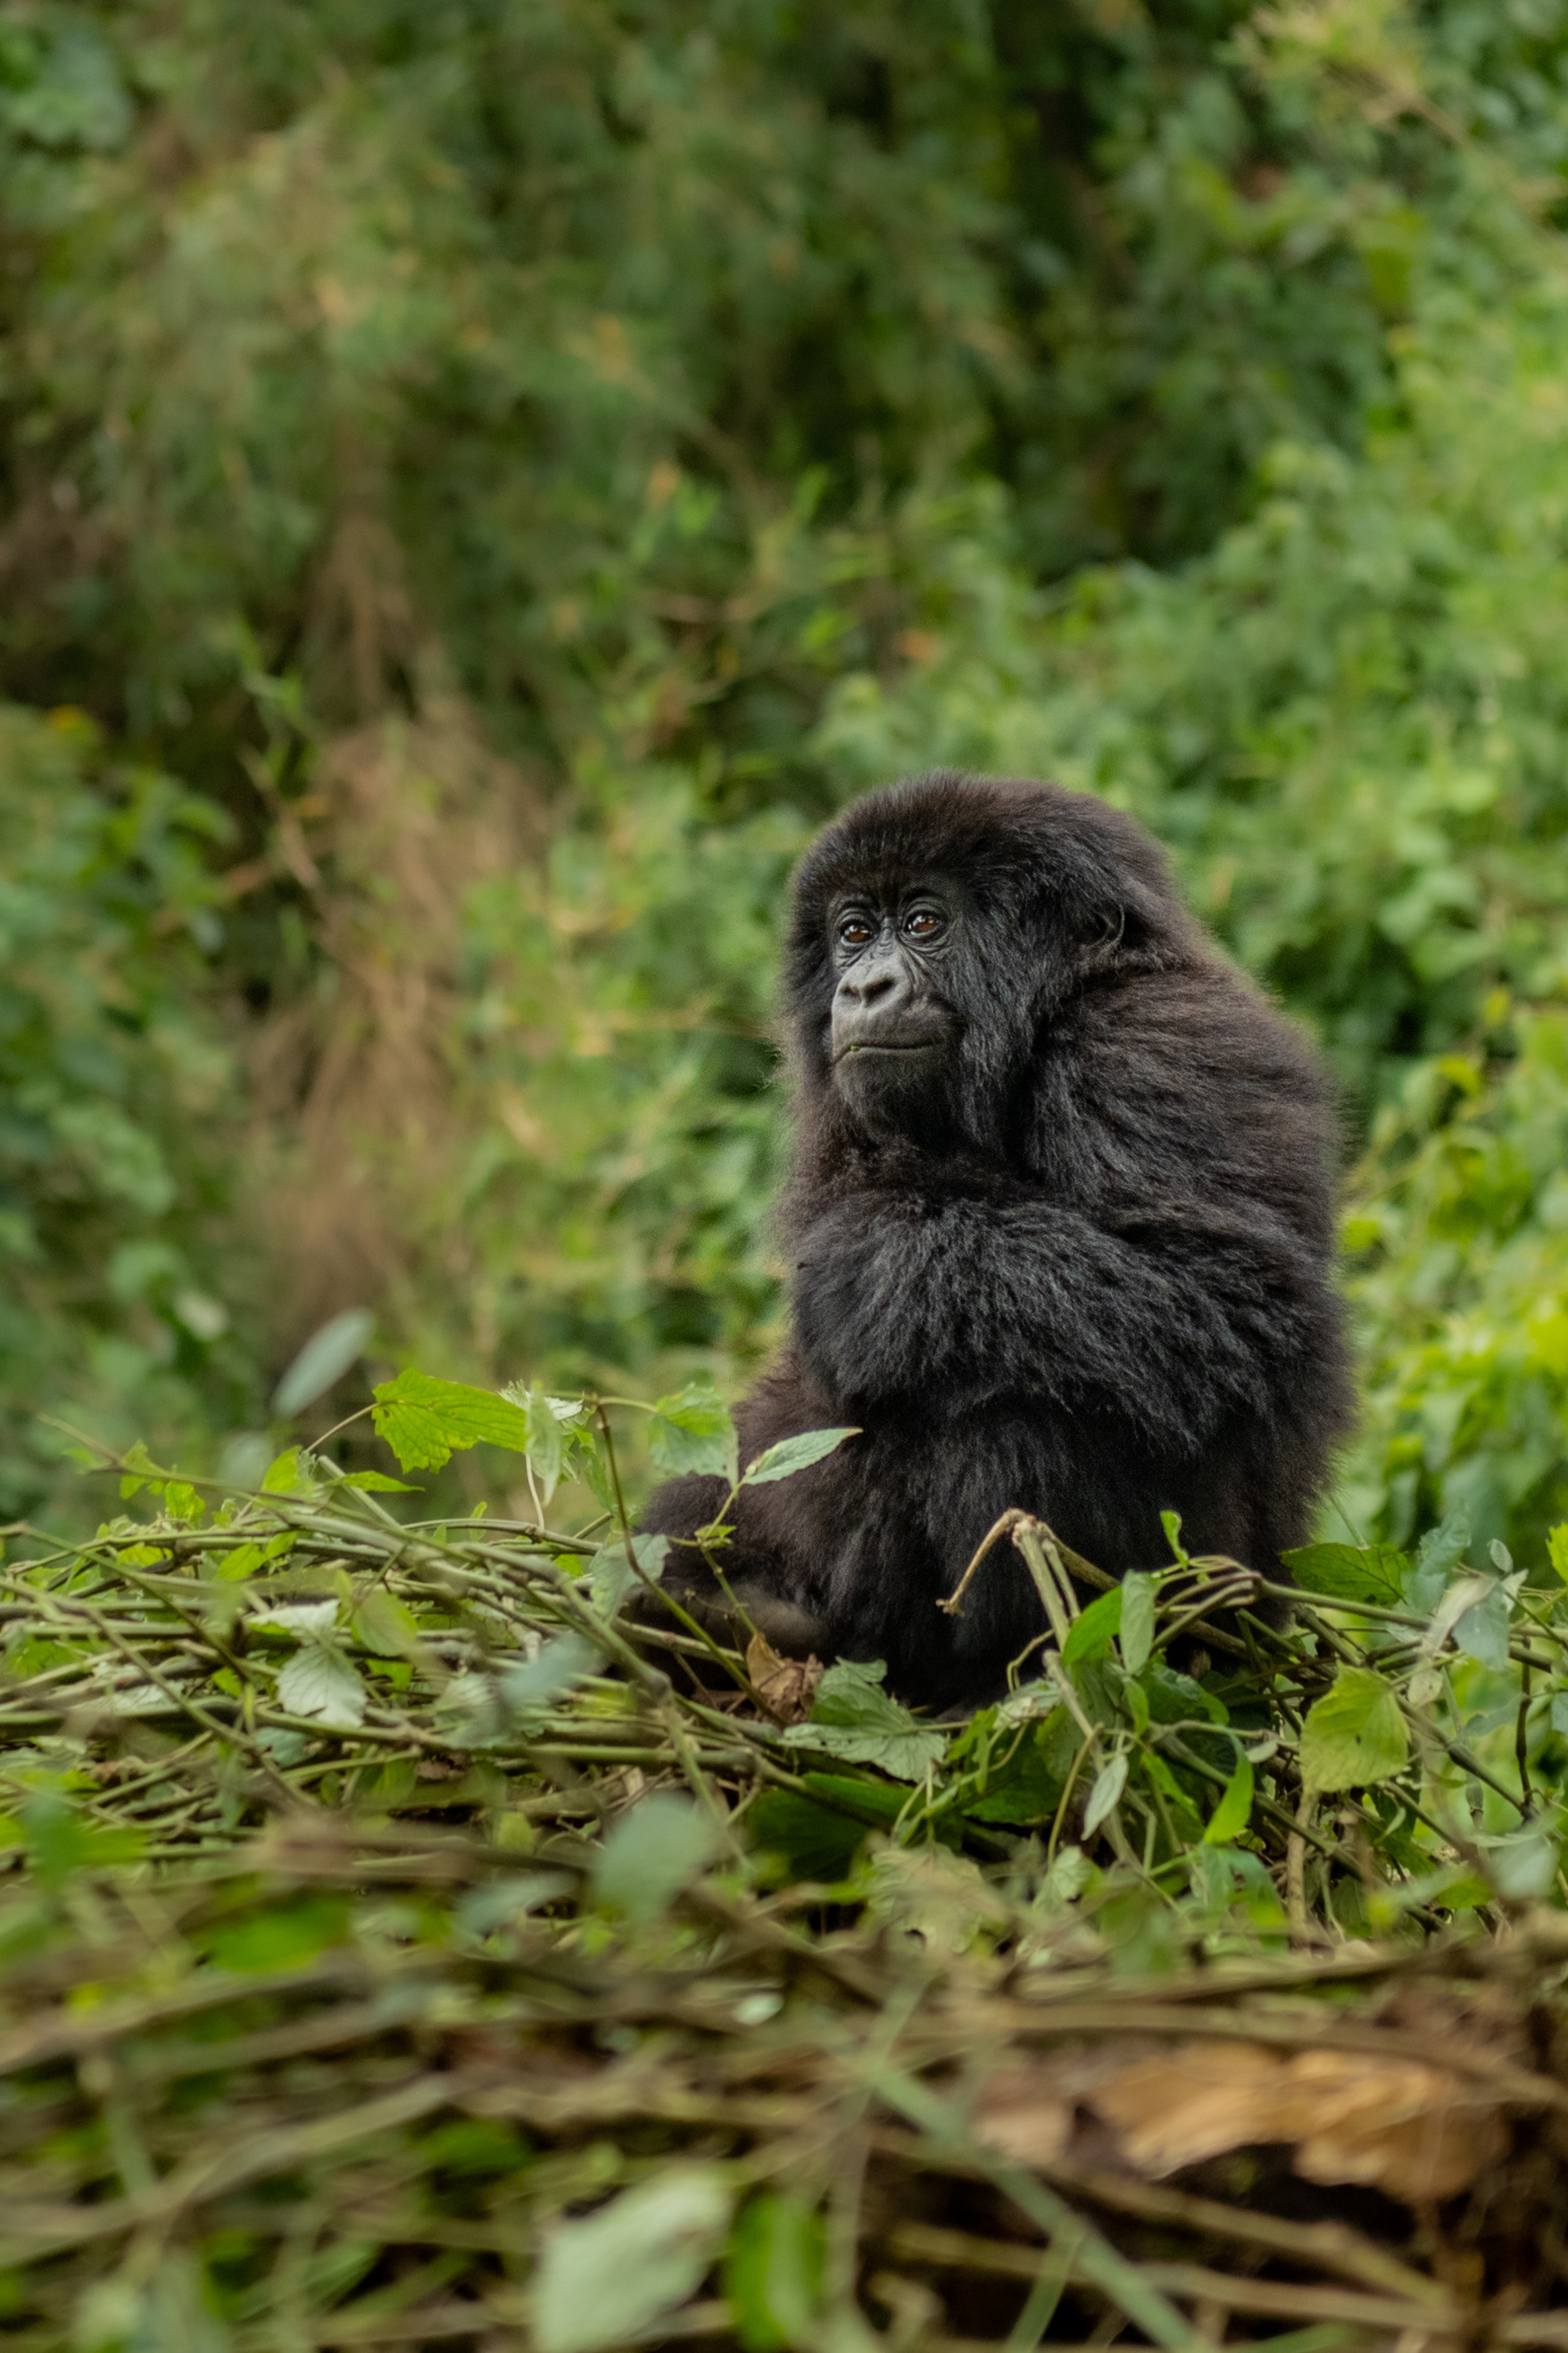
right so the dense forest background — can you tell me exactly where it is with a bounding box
[7,0,1568,1561]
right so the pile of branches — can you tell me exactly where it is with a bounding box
[0,1370,1567,2343]
[4,1825,1568,2350]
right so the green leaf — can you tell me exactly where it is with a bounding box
[271,1307,373,1418]
[524,1378,564,1503]
[336,1469,418,1492]
[203,1892,351,1974]
[1300,1667,1409,1792]
[743,1426,859,1484]
[1403,1508,1471,1614]
[501,1633,601,1714]
[725,2194,825,2353]
[1118,1571,1156,1675]
[276,1639,368,1729]
[591,1792,718,1923]
[261,1446,313,1495]
[1203,1749,1254,1844]
[1283,1542,1407,1606]
[780,1659,949,1781]
[1453,1577,1514,1671]
[534,2167,734,2353]
[647,1374,738,1484]
[369,1368,533,1472]
[1083,1750,1127,1836]
[350,1586,421,1659]
[1062,1585,1122,1664]
[588,1532,668,1617]
[1548,1525,1568,1586]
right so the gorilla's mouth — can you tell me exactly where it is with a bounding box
[834,1033,947,1063]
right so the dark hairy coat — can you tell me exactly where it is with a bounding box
[642,773,1352,1709]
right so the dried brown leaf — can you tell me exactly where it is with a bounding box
[745,1632,823,1725]
[977,2039,1507,2205]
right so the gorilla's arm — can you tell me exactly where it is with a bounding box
[792,1187,1330,1451]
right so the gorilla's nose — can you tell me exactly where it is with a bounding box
[838,958,909,1013]
[832,947,941,1058]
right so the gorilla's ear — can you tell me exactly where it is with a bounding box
[1081,902,1141,963]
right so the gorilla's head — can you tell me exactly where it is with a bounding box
[784,772,1197,1152]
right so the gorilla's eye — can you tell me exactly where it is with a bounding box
[902,907,944,941]
[837,911,875,949]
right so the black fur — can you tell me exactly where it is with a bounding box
[642,773,1351,1709]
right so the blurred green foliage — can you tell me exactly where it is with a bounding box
[5,0,1568,1556]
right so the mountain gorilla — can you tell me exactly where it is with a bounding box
[641,772,1350,1709]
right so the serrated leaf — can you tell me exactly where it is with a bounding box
[1117,1571,1156,1675]
[780,1659,949,1782]
[370,1368,532,1472]
[1454,1574,1518,1672]
[534,2167,733,2353]
[350,1586,421,1659]
[252,1601,338,1637]
[591,1792,718,1923]
[1403,1507,1471,1614]
[1300,1666,1408,1792]
[276,1640,367,1729]
[647,1375,738,1484]
[1083,1750,1127,1836]
[1204,1749,1254,1844]
[1283,1542,1407,1606]
[272,1308,373,1418]
[588,1533,668,1618]
[742,1426,859,1484]
[524,1378,563,1503]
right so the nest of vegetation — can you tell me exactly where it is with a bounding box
[4,1372,1568,2349]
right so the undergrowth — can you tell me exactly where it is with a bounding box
[6,1364,1568,2347]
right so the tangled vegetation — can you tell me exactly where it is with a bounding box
[4,1370,1568,2341]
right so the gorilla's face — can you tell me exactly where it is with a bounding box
[827,883,967,1135]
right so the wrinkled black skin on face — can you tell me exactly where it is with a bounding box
[641,772,1351,1711]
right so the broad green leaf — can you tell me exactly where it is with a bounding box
[271,1308,373,1418]
[1549,1525,1568,1585]
[350,1586,421,1659]
[1403,1508,1471,1615]
[534,2167,733,2353]
[591,1792,718,1922]
[588,1532,668,1617]
[203,1892,351,1974]
[1300,1667,1408,1792]
[1283,1542,1406,1606]
[743,1426,859,1484]
[1083,1750,1127,1836]
[725,2193,825,2353]
[781,1659,949,1781]
[524,1378,563,1503]
[501,1633,601,1714]
[647,1374,738,1484]
[370,1368,532,1472]
[1453,1576,1514,1671]
[1203,1749,1254,1844]
[1062,1584,1121,1664]
[1117,1571,1156,1675]
[261,1446,312,1494]
[276,1640,368,1729]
